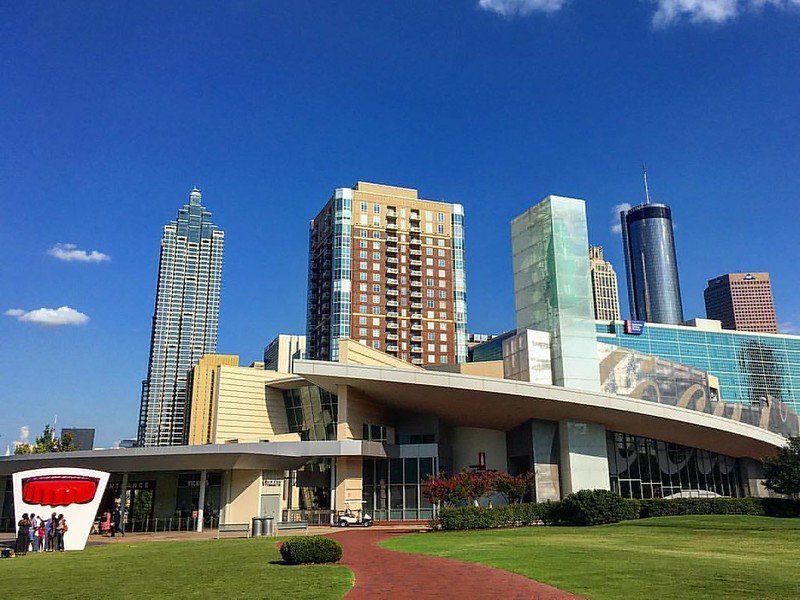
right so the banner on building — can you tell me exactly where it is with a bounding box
[13,467,110,551]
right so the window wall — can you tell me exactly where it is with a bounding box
[607,431,742,499]
[363,457,436,521]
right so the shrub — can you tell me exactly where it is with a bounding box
[556,490,639,526]
[279,536,342,564]
[435,501,561,530]
[638,497,800,519]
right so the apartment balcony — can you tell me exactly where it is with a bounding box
[387,267,398,275]
[410,213,420,220]
[410,270,422,277]
[411,335,423,342]
[410,313,422,319]
[387,310,398,318]
[386,257,398,264]
[409,249,421,256]
[411,302,422,309]
[387,299,399,307]
[387,209,397,217]
[411,324,423,331]
[387,322,398,329]
[386,289,399,297]
[386,246,398,254]
[386,278,398,285]
[387,344,399,352]
[410,280,421,288]
[410,226,421,233]
[387,235,398,243]
[387,333,399,341]
[410,291,422,299]
[386,223,398,230]
[410,259,422,267]
[411,346,423,353]
[411,358,424,365]
[410,237,421,246]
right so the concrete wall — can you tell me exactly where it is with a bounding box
[187,354,239,445]
[559,421,610,495]
[451,427,507,472]
[426,361,505,378]
[336,385,395,442]
[338,339,421,370]
[334,456,363,512]
[222,469,261,525]
[740,458,772,498]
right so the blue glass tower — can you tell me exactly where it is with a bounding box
[620,202,684,325]
[137,188,225,447]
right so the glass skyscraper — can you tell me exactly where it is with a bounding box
[137,188,225,447]
[620,203,684,325]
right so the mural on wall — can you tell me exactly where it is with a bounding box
[598,343,799,438]
[13,467,109,551]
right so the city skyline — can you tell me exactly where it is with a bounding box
[2,2,799,449]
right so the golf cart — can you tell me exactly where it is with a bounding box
[336,500,373,527]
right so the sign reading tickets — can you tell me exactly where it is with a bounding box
[13,467,110,551]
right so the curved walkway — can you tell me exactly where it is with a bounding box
[331,527,580,599]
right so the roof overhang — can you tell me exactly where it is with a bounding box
[0,440,387,477]
[294,360,785,459]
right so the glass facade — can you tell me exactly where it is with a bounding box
[608,431,742,499]
[363,456,437,521]
[512,196,600,391]
[452,204,468,363]
[598,320,800,414]
[621,203,684,325]
[282,386,338,441]
[138,188,224,447]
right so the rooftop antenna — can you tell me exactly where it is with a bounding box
[642,163,651,205]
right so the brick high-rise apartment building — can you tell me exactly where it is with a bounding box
[704,272,777,333]
[307,182,467,365]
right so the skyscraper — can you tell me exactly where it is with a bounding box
[589,246,621,321]
[512,195,600,392]
[306,181,467,365]
[620,174,684,325]
[704,272,777,333]
[137,188,225,447]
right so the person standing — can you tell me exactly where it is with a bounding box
[55,514,66,552]
[37,519,45,552]
[15,513,30,555]
[29,513,39,552]
[111,503,125,537]
[45,512,57,552]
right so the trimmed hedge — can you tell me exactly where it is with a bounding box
[279,536,343,564]
[433,493,800,531]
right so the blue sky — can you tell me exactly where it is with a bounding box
[2,0,799,449]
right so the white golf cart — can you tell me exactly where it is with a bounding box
[336,500,373,527]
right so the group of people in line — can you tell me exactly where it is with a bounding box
[15,513,67,554]
[98,505,125,537]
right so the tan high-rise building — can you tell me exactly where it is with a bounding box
[186,354,239,445]
[589,246,621,321]
[306,182,467,366]
[704,272,777,333]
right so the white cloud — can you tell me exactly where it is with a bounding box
[4,306,90,326]
[779,321,800,334]
[652,0,800,27]
[15,426,30,446]
[478,0,568,17]
[611,203,632,235]
[47,243,110,263]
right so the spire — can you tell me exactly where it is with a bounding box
[642,164,651,205]
[189,187,202,205]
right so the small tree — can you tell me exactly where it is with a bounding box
[493,472,535,504]
[763,436,800,497]
[14,425,77,455]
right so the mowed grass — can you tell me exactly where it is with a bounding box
[0,537,353,599]
[383,515,800,600]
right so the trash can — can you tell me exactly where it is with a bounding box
[251,517,263,537]
[251,517,274,537]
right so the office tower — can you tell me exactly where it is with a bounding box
[60,428,95,451]
[620,175,684,324]
[704,272,778,333]
[589,246,621,321]
[186,354,239,445]
[137,188,225,447]
[263,334,307,373]
[306,182,467,365]
[512,195,600,392]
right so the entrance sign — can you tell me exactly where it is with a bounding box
[13,467,109,551]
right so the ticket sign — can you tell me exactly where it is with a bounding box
[13,467,109,551]
[624,320,645,335]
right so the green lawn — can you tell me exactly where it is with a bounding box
[0,537,353,599]
[383,515,800,600]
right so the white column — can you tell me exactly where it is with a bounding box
[196,470,207,532]
[119,472,129,532]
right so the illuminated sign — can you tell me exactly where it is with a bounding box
[13,467,109,551]
[624,320,645,335]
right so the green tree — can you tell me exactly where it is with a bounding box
[14,425,77,455]
[762,436,800,497]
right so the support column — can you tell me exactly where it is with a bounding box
[119,472,129,533]
[196,470,207,532]
[558,421,610,496]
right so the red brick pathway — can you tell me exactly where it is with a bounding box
[331,527,581,599]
